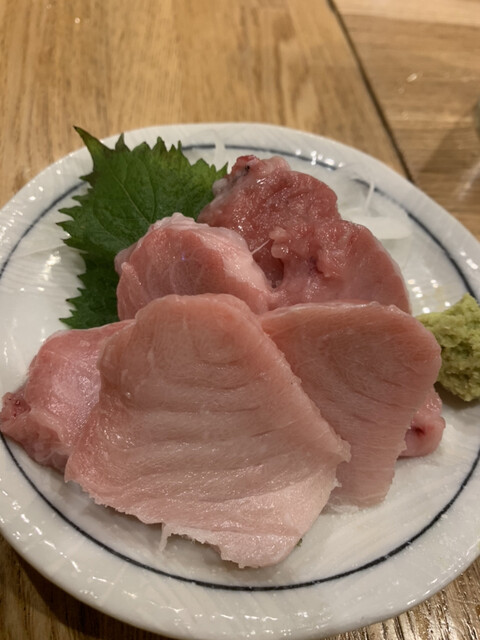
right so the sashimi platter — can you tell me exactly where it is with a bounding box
[0,123,479,639]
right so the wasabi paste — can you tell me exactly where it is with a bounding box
[417,294,480,401]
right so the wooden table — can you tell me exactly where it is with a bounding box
[1,1,479,638]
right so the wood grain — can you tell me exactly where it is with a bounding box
[336,0,480,237]
[0,1,479,639]
[0,0,404,210]
[334,0,480,27]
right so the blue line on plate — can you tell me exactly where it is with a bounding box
[0,185,81,279]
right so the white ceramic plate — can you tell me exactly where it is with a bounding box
[0,123,479,640]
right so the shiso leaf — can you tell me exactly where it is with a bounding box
[59,127,226,329]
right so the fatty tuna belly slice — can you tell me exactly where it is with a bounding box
[402,388,445,458]
[0,321,131,471]
[65,294,349,568]
[116,212,273,320]
[197,155,340,285]
[271,219,411,313]
[261,302,442,507]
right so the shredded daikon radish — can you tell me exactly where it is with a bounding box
[323,163,413,267]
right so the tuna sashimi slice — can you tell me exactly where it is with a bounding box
[0,321,131,471]
[116,213,273,319]
[197,155,410,312]
[197,155,340,285]
[65,294,349,568]
[402,388,445,458]
[261,301,442,507]
[271,219,411,312]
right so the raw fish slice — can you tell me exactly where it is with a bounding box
[197,155,340,285]
[65,294,349,568]
[116,213,273,319]
[402,388,445,457]
[197,156,410,312]
[0,321,131,471]
[261,301,441,507]
[271,219,411,313]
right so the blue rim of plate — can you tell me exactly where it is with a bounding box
[1,140,479,593]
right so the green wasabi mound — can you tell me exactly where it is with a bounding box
[417,294,480,401]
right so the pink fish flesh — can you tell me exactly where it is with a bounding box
[0,321,130,471]
[116,213,273,319]
[261,301,441,506]
[65,294,350,568]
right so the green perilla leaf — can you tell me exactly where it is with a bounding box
[59,127,226,328]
